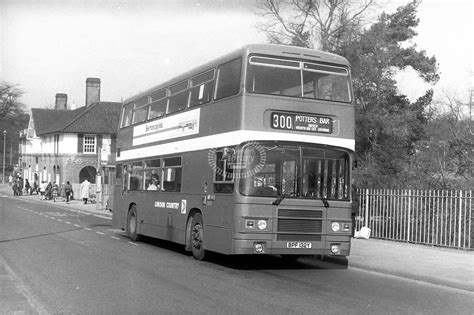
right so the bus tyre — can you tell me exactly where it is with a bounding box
[127,205,141,242]
[190,213,206,261]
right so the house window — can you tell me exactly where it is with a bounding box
[83,135,96,153]
[54,134,59,154]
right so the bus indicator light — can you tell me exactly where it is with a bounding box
[245,220,255,229]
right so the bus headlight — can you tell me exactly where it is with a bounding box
[254,242,265,253]
[257,220,267,230]
[331,222,340,232]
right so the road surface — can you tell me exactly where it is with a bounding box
[1,195,473,314]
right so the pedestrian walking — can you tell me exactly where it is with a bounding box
[24,179,31,195]
[17,177,23,196]
[64,181,72,203]
[12,180,18,196]
[80,179,91,204]
[52,182,59,202]
[39,181,47,200]
[45,182,52,200]
[59,182,66,201]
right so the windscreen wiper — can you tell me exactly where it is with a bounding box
[273,195,286,206]
[321,197,330,208]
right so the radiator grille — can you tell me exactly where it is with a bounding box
[278,209,322,218]
[276,208,323,241]
[277,219,322,232]
[277,234,322,241]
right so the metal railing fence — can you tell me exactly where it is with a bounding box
[356,189,473,249]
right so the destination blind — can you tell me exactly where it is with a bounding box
[271,112,332,134]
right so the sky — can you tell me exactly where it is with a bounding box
[1,0,473,110]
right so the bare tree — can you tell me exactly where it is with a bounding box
[0,82,26,119]
[256,0,376,51]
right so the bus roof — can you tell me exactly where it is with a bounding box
[123,44,350,104]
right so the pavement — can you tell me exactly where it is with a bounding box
[1,183,473,293]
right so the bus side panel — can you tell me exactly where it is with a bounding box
[203,195,234,255]
[140,192,203,245]
[112,183,127,230]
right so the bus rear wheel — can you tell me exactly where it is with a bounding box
[190,213,206,261]
[127,205,141,242]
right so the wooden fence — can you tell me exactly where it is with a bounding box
[356,189,473,249]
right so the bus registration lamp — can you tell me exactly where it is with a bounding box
[2,130,6,184]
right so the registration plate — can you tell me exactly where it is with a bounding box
[286,242,312,249]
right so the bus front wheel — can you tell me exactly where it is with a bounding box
[127,205,141,242]
[190,213,206,261]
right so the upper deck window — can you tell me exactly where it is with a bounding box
[149,89,167,120]
[215,58,242,100]
[133,103,149,124]
[190,70,215,107]
[246,55,351,103]
[168,80,189,114]
[121,103,134,128]
[303,63,350,102]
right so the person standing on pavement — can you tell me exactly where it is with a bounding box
[52,182,59,202]
[24,179,31,195]
[64,181,72,203]
[39,181,47,200]
[351,181,359,236]
[59,182,66,201]
[12,180,18,196]
[80,179,91,204]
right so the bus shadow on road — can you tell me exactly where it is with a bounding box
[209,254,349,271]
[141,236,348,271]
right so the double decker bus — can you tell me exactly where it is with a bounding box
[113,44,355,261]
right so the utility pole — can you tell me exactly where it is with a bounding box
[2,130,6,184]
[470,89,473,135]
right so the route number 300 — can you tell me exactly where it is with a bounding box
[272,113,293,130]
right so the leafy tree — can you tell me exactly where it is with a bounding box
[410,91,473,190]
[256,0,440,187]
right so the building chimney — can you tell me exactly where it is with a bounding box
[85,77,101,107]
[55,93,68,110]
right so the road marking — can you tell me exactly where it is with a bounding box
[57,219,63,222]
[65,221,71,225]
[73,224,81,228]
[96,231,106,235]
[0,257,48,314]
[110,236,120,240]
[84,228,92,231]
[128,242,138,246]
[93,214,111,220]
